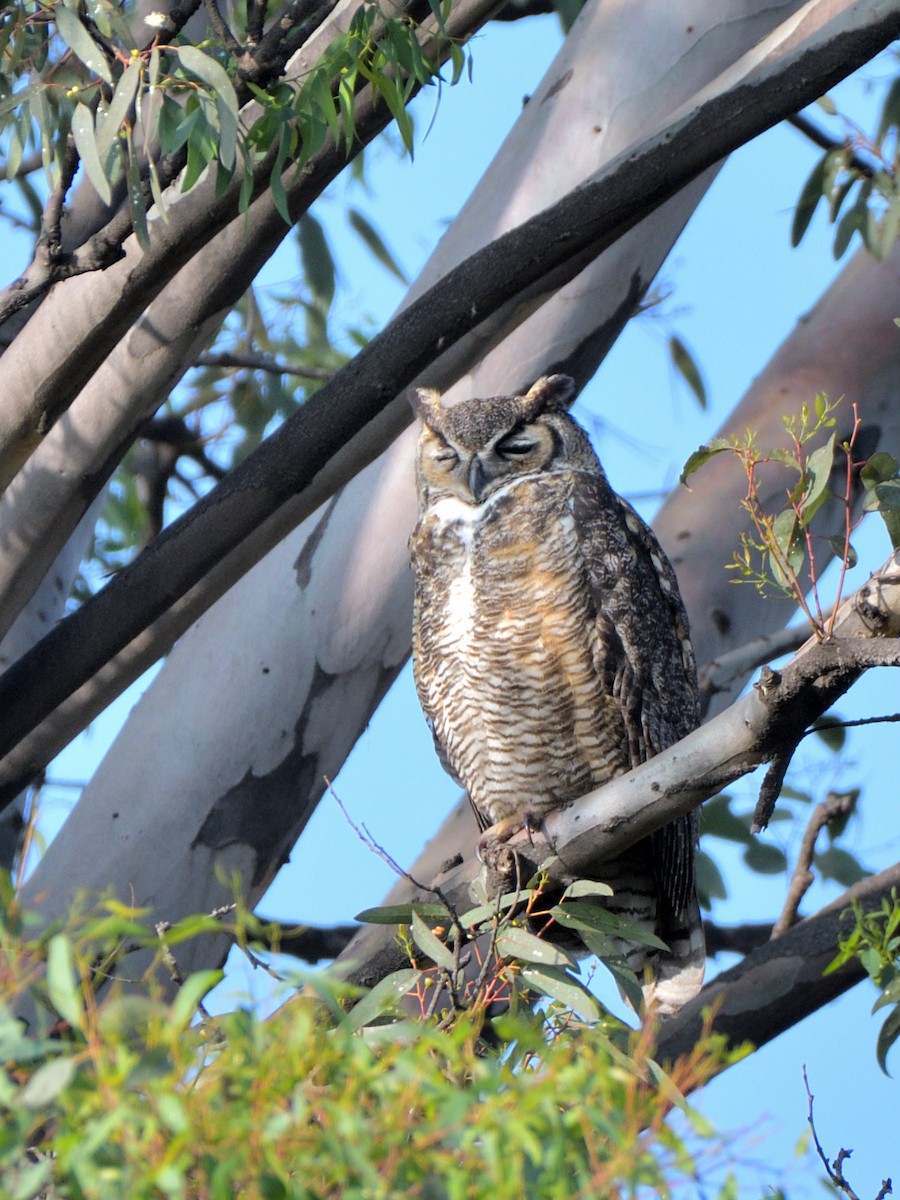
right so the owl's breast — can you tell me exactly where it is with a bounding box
[411,473,628,827]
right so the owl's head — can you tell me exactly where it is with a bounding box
[411,374,598,507]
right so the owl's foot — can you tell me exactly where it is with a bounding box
[476,812,542,876]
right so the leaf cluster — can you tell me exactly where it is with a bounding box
[792,77,900,261]
[827,889,900,1076]
[681,395,883,636]
[0,0,469,248]
[0,878,742,1199]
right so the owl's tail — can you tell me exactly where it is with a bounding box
[643,893,706,1018]
[598,841,706,1019]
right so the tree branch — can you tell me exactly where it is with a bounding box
[1,0,897,773]
[335,556,900,989]
[771,789,858,937]
[655,860,900,1067]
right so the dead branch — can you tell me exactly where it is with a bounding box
[771,790,858,937]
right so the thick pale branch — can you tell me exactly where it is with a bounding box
[1,0,897,776]
[338,555,900,989]
[655,861,900,1067]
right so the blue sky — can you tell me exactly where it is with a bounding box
[8,11,900,1196]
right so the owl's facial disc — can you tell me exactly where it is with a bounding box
[464,422,557,502]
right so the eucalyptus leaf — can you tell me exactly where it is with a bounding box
[55,5,113,83]
[519,964,601,1021]
[495,925,575,967]
[339,969,420,1033]
[411,911,455,970]
[70,103,112,206]
[876,1003,900,1075]
[20,1055,77,1108]
[46,934,85,1032]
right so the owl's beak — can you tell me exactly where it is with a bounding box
[468,455,489,503]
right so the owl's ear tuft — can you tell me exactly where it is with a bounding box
[410,386,444,430]
[521,374,576,418]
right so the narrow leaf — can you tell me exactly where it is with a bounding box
[95,57,142,159]
[792,151,827,247]
[410,911,455,970]
[339,969,420,1032]
[520,964,601,1021]
[876,1003,900,1075]
[176,46,239,115]
[70,103,112,205]
[680,439,730,485]
[348,208,407,283]
[46,934,85,1032]
[170,968,224,1031]
[297,214,336,308]
[56,5,113,83]
[668,335,707,409]
[355,902,448,925]
[560,880,614,901]
[495,925,575,967]
[552,902,669,952]
[800,434,835,524]
[20,1055,77,1108]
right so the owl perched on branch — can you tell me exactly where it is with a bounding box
[408,374,705,1015]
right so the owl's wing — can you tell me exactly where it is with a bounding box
[569,471,701,918]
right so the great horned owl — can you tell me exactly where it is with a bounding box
[408,373,705,1015]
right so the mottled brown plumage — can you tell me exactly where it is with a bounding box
[409,374,705,1014]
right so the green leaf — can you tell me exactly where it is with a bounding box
[792,151,828,247]
[339,968,420,1032]
[410,911,455,970]
[176,45,239,116]
[700,794,753,845]
[816,94,838,116]
[769,509,804,588]
[742,842,787,875]
[810,714,846,752]
[680,439,731,485]
[354,902,449,925]
[799,434,835,524]
[348,208,407,284]
[55,4,113,83]
[70,103,112,206]
[160,912,224,944]
[519,964,601,1021]
[876,1003,900,1075]
[125,133,149,250]
[9,1158,52,1200]
[297,213,336,308]
[694,850,727,904]
[668,335,707,409]
[814,847,866,887]
[170,968,224,1031]
[46,934,85,1032]
[495,925,575,967]
[827,535,857,568]
[559,880,614,901]
[95,56,142,160]
[20,1055,77,1108]
[458,890,535,928]
[552,902,669,952]
[874,479,900,510]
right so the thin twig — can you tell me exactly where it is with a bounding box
[196,351,334,381]
[787,112,875,179]
[801,712,900,737]
[202,0,245,58]
[803,1066,892,1199]
[771,791,858,937]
